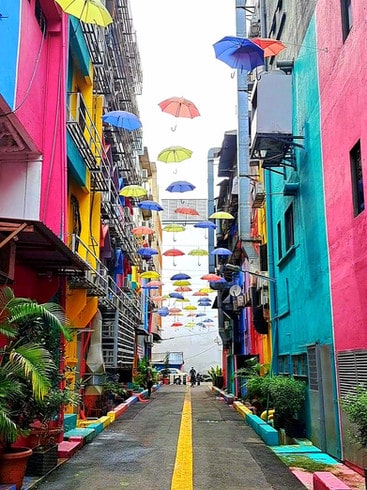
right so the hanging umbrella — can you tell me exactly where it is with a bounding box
[166,181,196,193]
[175,207,199,216]
[199,288,215,294]
[213,36,264,71]
[157,307,169,317]
[158,97,200,119]
[196,313,207,318]
[140,271,160,279]
[187,312,197,317]
[132,226,154,235]
[137,247,158,257]
[153,295,169,302]
[185,322,196,328]
[200,273,223,281]
[203,318,214,324]
[141,284,159,290]
[119,185,147,198]
[211,247,233,256]
[188,248,209,266]
[209,211,234,219]
[192,291,209,297]
[54,0,113,27]
[172,280,191,287]
[171,322,183,327]
[169,307,182,314]
[102,110,142,131]
[251,38,286,57]
[169,292,184,300]
[162,248,185,266]
[145,280,164,287]
[194,220,217,230]
[138,200,164,212]
[163,223,186,242]
[157,146,193,163]
[183,305,197,311]
[170,273,191,280]
[175,286,192,292]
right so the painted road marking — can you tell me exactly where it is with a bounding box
[171,387,193,490]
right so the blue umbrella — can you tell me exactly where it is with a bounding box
[166,180,196,193]
[170,273,191,280]
[169,292,185,299]
[196,313,206,317]
[138,200,164,211]
[203,318,214,323]
[213,36,264,71]
[102,110,142,131]
[211,247,232,256]
[194,220,217,230]
[157,307,169,317]
[137,247,158,257]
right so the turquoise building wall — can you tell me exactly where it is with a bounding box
[266,17,340,457]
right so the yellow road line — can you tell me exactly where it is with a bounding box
[171,387,193,490]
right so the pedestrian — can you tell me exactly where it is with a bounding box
[196,373,201,386]
[146,361,153,398]
[189,366,196,387]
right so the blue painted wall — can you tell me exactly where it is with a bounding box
[0,1,20,108]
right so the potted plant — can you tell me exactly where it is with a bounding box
[208,365,224,388]
[268,375,307,437]
[341,385,367,448]
[0,286,72,489]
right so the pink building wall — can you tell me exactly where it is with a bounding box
[316,1,367,351]
[17,0,68,238]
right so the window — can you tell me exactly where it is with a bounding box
[350,140,364,216]
[277,221,282,260]
[259,243,268,271]
[341,0,352,42]
[285,204,294,251]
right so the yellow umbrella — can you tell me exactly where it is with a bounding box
[55,0,113,27]
[172,280,191,287]
[163,223,186,242]
[209,211,235,219]
[157,146,193,163]
[175,298,190,303]
[120,185,147,198]
[199,287,215,294]
[188,248,209,266]
[140,271,160,279]
[185,322,196,328]
[183,305,197,311]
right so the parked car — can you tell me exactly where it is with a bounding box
[156,368,189,384]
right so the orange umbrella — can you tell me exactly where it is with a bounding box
[132,226,154,235]
[251,38,286,57]
[158,96,200,119]
[175,207,199,216]
[193,291,209,297]
[171,322,183,327]
[200,273,223,281]
[175,286,192,292]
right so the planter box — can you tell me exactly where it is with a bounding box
[26,444,58,476]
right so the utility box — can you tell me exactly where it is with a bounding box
[250,70,292,153]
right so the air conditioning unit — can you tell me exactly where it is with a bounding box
[141,169,149,181]
[252,182,266,208]
[248,16,260,38]
[145,334,154,345]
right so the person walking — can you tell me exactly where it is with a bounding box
[146,361,153,398]
[189,366,196,387]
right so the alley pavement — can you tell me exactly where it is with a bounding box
[34,383,306,490]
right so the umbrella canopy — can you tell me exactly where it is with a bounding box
[194,220,217,230]
[119,185,147,198]
[137,247,158,257]
[158,97,200,119]
[172,280,191,287]
[145,280,164,287]
[132,226,154,235]
[211,247,233,256]
[163,224,186,233]
[192,291,209,297]
[175,207,199,216]
[201,273,223,281]
[188,248,208,256]
[185,322,196,328]
[171,322,183,327]
[141,284,159,290]
[203,318,214,323]
[175,298,190,303]
[196,313,207,317]
[153,295,169,302]
[157,307,169,317]
[157,146,193,163]
[163,248,185,257]
[140,271,160,279]
[166,181,196,193]
[55,0,113,27]
[138,200,164,212]
[169,292,184,300]
[199,288,215,294]
[183,305,197,311]
[251,38,286,57]
[102,111,142,131]
[170,273,191,280]
[175,286,192,292]
[213,36,264,71]
[169,307,182,314]
[209,211,234,219]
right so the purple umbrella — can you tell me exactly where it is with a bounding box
[166,180,196,193]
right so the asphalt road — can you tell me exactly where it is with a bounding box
[35,384,306,489]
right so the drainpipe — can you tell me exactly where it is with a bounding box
[236,0,258,265]
[208,147,221,273]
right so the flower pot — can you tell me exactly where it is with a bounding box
[0,447,33,490]
[26,444,58,476]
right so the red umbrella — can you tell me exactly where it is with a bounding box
[163,248,185,266]
[251,38,286,57]
[174,207,199,216]
[171,322,183,327]
[200,273,223,281]
[132,226,154,235]
[158,96,200,119]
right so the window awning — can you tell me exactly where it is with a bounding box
[0,218,87,272]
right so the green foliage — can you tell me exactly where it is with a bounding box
[234,357,270,380]
[0,287,73,447]
[208,365,222,382]
[133,358,157,388]
[103,381,127,399]
[268,376,306,419]
[341,385,367,447]
[245,375,271,407]
[279,454,334,472]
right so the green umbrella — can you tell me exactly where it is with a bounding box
[157,146,193,163]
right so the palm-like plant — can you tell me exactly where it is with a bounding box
[0,287,72,448]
